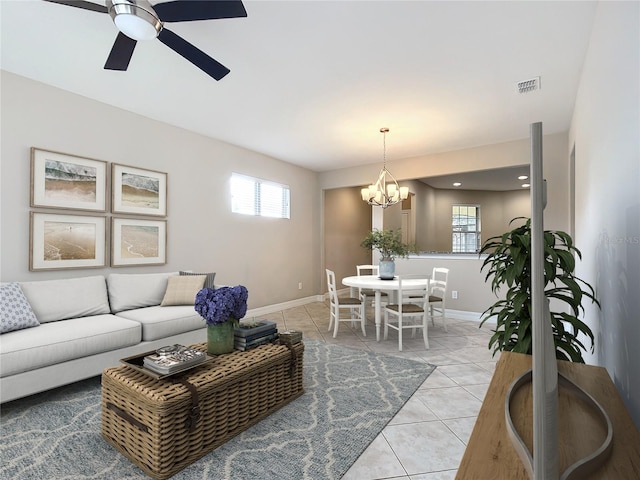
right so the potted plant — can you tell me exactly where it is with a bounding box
[479,217,599,363]
[361,228,415,279]
[195,285,248,355]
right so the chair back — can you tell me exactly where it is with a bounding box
[431,267,449,298]
[397,274,430,308]
[326,269,338,304]
[357,264,379,276]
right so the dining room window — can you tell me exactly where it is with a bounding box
[231,173,290,219]
[452,204,481,253]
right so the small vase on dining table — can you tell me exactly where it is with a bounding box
[379,259,395,280]
[207,320,235,355]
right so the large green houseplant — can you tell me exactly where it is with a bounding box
[361,229,415,279]
[479,217,599,363]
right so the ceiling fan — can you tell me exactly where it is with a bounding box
[43,0,247,80]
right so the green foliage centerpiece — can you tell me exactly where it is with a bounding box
[361,229,415,279]
[195,285,248,355]
[479,217,599,363]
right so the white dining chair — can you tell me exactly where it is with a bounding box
[429,267,449,332]
[383,274,430,351]
[356,264,389,320]
[326,269,366,338]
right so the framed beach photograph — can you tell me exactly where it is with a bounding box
[30,212,107,271]
[31,147,108,212]
[112,164,167,217]
[111,217,167,267]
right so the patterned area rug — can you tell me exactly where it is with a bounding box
[1,340,434,480]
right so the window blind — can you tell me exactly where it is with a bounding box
[231,173,290,219]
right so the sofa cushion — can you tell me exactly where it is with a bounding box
[116,305,204,341]
[107,272,178,313]
[0,314,141,377]
[161,275,206,306]
[19,276,110,323]
[180,271,216,289]
[0,283,40,334]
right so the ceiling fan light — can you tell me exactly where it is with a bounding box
[108,0,161,41]
[114,14,158,40]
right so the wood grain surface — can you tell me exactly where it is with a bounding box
[456,351,640,479]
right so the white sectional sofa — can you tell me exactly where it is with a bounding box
[0,271,215,403]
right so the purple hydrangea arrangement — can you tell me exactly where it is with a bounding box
[194,285,248,326]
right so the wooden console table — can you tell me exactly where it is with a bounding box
[456,351,640,479]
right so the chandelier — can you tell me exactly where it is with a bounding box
[361,128,409,208]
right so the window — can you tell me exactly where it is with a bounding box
[452,204,481,253]
[231,173,290,219]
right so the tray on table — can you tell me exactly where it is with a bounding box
[119,347,216,380]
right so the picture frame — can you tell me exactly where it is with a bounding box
[111,217,167,267]
[31,147,108,212]
[112,163,167,217]
[30,212,107,271]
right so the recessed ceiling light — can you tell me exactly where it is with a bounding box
[518,175,529,180]
[453,182,462,187]
[522,183,530,188]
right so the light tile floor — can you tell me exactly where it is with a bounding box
[258,301,497,480]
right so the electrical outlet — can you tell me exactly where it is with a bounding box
[452,290,458,299]
[298,282,303,290]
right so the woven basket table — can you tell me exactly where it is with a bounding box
[101,341,304,479]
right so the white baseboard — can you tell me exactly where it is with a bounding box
[245,294,491,326]
[245,294,325,318]
[446,309,485,322]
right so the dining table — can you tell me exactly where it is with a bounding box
[341,275,430,341]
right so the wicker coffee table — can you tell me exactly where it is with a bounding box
[101,341,304,479]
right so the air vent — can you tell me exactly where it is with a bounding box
[516,76,541,94]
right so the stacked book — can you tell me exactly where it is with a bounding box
[234,320,278,351]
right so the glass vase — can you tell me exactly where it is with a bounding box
[207,321,235,355]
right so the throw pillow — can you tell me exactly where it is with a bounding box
[161,275,206,306]
[0,283,40,334]
[107,272,178,313]
[180,271,216,289]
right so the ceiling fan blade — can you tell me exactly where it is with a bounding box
[154,0,247,22]
[104,32,137,71]
[157,28,230,80]
[42,0,108,14]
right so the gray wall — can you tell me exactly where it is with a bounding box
[410,180,437,249]
[0,71,321,310]
[568,1,640,427]
[381,183,530,252]
[394,256,493,314]
[430,188,529,253]
[323,187,371,291]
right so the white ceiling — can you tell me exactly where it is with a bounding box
[419,164,531,191]
[1,1,597,174]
